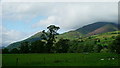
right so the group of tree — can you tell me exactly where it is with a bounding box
[109,35,120,54]
[2,25,60,54]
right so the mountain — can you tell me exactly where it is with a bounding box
[6,22,119,50]
[76,22,119,34]
[87,24,119,36]
[25,32,43,42]
[6,32,43,50]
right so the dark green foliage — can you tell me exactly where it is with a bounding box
[93,44,103,53]
[10,48,19,54]
[68,40,79,53]
[55,38,70,53]
[30,40,45,53]
[109,35,120,54]
[19,42,30,53]
[111,36,116,39]
[2,48,9,54]
[45,40,54,53]
[76,44,84,53]
[82,41,94,53]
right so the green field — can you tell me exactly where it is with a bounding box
[2,53,120,66]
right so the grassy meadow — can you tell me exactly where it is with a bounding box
[2,53,120,66]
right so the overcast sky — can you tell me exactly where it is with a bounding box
[1,1,118,47]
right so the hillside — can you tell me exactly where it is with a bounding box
[56,31,83,40]
[6,32,43,50]
[87,24,119,36]
[76,22,119,34]
[6,22,119,50]
[80,31,120,47]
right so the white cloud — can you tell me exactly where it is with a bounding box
[33,16,56,28]
[31,3,118,31]
[1,27,28,47]
[2,2,118,24]
[2,3,118,28]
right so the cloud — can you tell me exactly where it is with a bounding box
[1,27,28,47]
[3,2,118,25]
[30,2,118,32]
[33,16,56,28]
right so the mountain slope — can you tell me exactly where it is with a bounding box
[87,24,119,36]
[78,31,120,48]
[6,32,43,50]
[56,31,83,40]
[76,22,119,34]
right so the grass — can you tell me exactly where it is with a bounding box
[2,53,120,66]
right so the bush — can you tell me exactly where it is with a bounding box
[100,48,109,53]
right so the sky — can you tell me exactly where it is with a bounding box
[1,0,118,47]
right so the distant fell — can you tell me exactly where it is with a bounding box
[76,22,119,34]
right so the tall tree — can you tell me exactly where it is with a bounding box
[41,25,60,53]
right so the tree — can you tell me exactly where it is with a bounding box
[76,44,84,53]
[109,35,120,54]
[30,40,45,53]
[55,38,70,53]
[19,42,30,53]
[2,48,9,54]
[100,48,109,53]
[10,48,19,54]
[68,40,79,53]
[93,44,103,53]
[41,25,60,53]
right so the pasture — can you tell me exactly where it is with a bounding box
[2,53,120,66]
